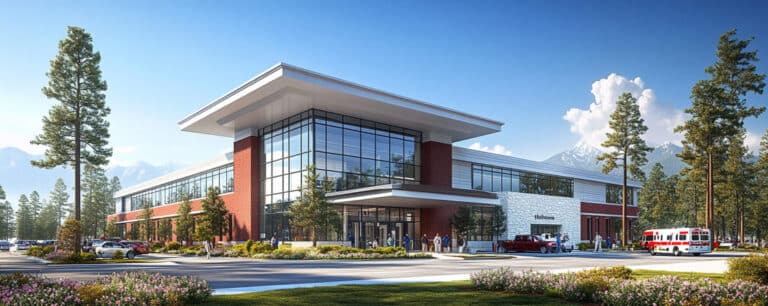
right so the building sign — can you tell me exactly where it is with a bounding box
[534,214,555,220]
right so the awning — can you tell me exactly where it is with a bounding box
[327,184,500,208]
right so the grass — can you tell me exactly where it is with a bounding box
[205,281,572,306]
[631,269,726,282]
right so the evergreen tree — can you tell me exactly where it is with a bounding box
[289,165,339,247]
[0,200,14,240]
[35,203,60,239]
[104,219,119,238]
[195,187,229,245]
[138,201,154,241]
[752,129,768,245]
[49,178,71,225]
[15,195,33,239]
[157,219,172,242]
[30,27,112,237]
[597,92,652,245]
[174,195,193,245]
[721,133,755,247]
[28,191,42,226]
[81,165,111,238]
[0,185,5,201]
[676,29,765,239]
[452,206,477,242]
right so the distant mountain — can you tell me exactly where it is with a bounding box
[543,142,686,176]
[0,147,183,209]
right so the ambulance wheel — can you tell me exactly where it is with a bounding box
[673,248,681,256]
[650,249,656,256]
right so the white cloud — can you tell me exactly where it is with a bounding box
[745,131,763,153]
[468,142,513,156]
[563,73,687,148]
[0,131,46,155]
[114,146,137,154]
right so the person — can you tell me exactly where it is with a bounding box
[348,233,355,248]
[386,234,394,247]
[594,234,603,252]
[371,239,378,248]
[433,234,441,253]
[606,235,612,250]
[204,240,211,259]
[421,234,429,253]
[458,235,465,253]
[442,234,451,253]
[556,233,561,253]
[403,234,411,252]
[270,234,279,249]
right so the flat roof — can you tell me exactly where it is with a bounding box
[179,63,503,143]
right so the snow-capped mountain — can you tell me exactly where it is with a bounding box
[543,142,685,176]
[0,147,183,209]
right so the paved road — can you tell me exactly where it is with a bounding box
[0,251,741,290]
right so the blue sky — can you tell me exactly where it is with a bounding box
[1,0,767,167]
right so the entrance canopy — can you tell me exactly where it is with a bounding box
[327,183,500,208]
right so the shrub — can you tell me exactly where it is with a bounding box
[577,242,593,251]
[245,239,254,253]
[57,218,82,253]
[26,246,45,258]
[80,252,97,261]
[725,255,768,285]
[77,284,105,305]
[575,266,633,280]
[112,250,124,260]
[152,241,165,249]
[249,241,274,254]
[166,241,182,250]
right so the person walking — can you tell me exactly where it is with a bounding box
[606,235,612,250]
[594,234,603,252]
[442,234,451,253]
[458,235,465,253]
[204,240,211,259]
[270,234,279,249]
[403,234,411,252]
[433,233,441,253]
[421,234,429,253]
[386,234,395,247]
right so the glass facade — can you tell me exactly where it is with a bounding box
[606,184,635,205]
[471,164,574,198]
[261,109,422,241]
[126,164,234,212]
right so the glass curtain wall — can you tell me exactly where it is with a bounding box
[606,184,634,205]
[261,109,422,241]
[127,164,234,212]
[471,164,573,198]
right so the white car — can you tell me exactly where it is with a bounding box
[95,242,137,259]
[540,233,574,253]
[10,241,32,253]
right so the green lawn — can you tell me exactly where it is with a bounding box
[205,281,572,306]
[631,269,725,282]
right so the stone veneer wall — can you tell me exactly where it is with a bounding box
[498,192,581,241]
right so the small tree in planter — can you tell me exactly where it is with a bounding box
[57,218,82,254]
[491,206,507,242]
[289,165,340,247]
[452,206,476,250]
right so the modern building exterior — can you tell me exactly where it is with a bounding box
[108,63,641,250]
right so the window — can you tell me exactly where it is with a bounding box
[606,184,634,205]
[126,163,234,212]
[470,164,573,197]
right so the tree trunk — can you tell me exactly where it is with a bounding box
[311,227,317,247]
[706,152,713,243]
[622,151,628,246]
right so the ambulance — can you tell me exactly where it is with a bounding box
[642,227,711,256]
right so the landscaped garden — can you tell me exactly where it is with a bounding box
[0,271,211,305]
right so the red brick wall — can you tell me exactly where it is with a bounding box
[421,141,452,187]
[580,202,638,242]
[420,141,454,239]
[233,136,261,241]
[581,202,638,216]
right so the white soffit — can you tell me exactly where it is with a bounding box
[178,63,503,143]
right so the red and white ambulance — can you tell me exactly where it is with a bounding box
[642,228,711,256]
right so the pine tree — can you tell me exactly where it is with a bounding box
[104,219,119,238]
[15,195,33,239]
[195,187,229,245]
[30,27,112,238]
[35,202,60,239]
[28,191,42,225]
[750,129,768,245]
[289,165,340,247]
[81,165,112,239]
[138,201,154,241]
[49,178,71,225]
[597,92,652,245]
[0,185,5,200]
[175,195,193,245]
[157,219,172,242]
[676,29,766,240]
[0,200,14,240]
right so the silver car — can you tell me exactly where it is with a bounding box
[95,242,136,259]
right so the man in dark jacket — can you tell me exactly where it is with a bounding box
[421,234,429,253]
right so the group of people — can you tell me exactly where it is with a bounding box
[419,233,465,253]
[593,234,619,252]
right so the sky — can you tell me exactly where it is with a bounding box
[1,0,767,168]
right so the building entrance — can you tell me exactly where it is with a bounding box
[344,206,420,249]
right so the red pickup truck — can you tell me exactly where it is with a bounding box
[497,234,556,254]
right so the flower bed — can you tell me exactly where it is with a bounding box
[471,266,768,305]
[0,271,211,305]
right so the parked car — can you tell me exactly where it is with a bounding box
[83,239,105,253]
[10,240,33,252]
[540,233,574,253]
[0,241,10,251]
[95,242,136,259]
[497,234,557,254]
[121,241,149,254]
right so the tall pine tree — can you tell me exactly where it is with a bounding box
[49,178,71,225]
[81,165,111,239]
[30,27,112,245]
[676,29,765,239]
[597,92,652,245]
[195,187,229,245]
[15,195,33,239]
[174,195,194,245]
[0,200,13,240]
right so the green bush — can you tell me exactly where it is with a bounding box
[77,284,105,305]
[113,250,124,260]
[152,241,165,249]
[166,241,182,250]
[249,241,274,254]
[80,252,97,261]
[725,255,768,285]
[26,246,46,258]
[245,240,254,253]
[0,272,39,287]
[577,242,593,251]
